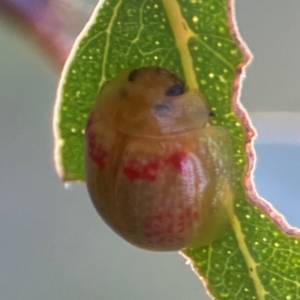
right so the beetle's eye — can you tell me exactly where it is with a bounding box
[152,102,171,117]
[166,83,184,96]
[128,69,138,81]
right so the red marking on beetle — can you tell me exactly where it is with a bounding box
[166,150,189,172]
[154,213,163,222]
[123,159,162,181]
[178,213,184,221]
[144,216,153,229]
[166,224,174,235]
[86,113,95,130]
[185,207,192,219]
[123,149,189,182]
[87,129,108,169]
[166,212,173,219]
[143,205,199,247]
[143,211,185,246]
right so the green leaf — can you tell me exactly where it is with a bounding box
[53,0,300,299]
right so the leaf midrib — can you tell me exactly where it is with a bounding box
[162,0,198,90]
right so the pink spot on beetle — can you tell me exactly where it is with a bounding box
[143,206,199,247]
[123,149,189,182]
[86,115,108,169]
[86,113,94,130]
[123,159,162,182]
[87,131,108,169]
[166,150,189,172]
[143,211,183,247]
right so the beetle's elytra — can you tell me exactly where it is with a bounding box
[85,66,234,251]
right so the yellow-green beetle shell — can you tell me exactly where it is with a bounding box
[85,67,234,251]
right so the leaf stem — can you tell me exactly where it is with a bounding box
[161,0,198,90]
[232,215,267,300]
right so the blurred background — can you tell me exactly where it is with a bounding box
[0,0,299,299]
